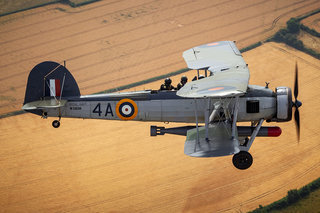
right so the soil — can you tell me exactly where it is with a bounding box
[0,42,320,212]
[0,0,319,115]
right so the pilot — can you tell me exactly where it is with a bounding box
[177,76,188,90]
[160,78,175,90]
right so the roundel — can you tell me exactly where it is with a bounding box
[116,98,138,120]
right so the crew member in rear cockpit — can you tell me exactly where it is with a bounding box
[177,76,188,90]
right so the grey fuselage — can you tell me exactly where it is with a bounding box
[37,85,277,124]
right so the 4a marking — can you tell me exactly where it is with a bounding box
[93,103,114,117]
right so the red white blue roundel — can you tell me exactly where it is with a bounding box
[116,99,138,120]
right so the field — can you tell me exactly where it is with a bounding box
[1,0,320,212]
[1,41,320,212]
[297,30,320,52]
[301,12,320,32]
[273,190,320,213]
[0,0,319,115]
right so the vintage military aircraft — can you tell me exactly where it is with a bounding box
[22,41,302,170]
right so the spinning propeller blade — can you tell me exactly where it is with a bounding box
[293,62,302,142]
[294,62,298,99]
[294,108,300,141]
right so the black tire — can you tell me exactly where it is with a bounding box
[52,120,60,128]
[232,151,253,170]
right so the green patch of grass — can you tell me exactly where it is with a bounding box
[300,24,320,38]
[66,0,100,7]
[0,0,59,17]
[240,41,262,53]
[0,110,25,119]
[297,8,320,21]
[270,189,320,213]
[268,12,320,59]
[250,177,320,213]
[0,0,100,16]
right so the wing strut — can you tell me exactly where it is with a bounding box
[194,99,200,147]
[240,119,264,151]
[204,98,211,141]
[231,96,239,139]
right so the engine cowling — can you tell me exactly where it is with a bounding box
[275,87,292,122]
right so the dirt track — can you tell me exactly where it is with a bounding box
[0,0,319,114]
[1,42,320,212]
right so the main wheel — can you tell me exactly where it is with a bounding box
[232,151,253,170]
[52,120,60,128]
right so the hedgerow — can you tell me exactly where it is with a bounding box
[270,17,320,59]
[250,177,320,212]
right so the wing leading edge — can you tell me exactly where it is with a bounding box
[177,41,249,98]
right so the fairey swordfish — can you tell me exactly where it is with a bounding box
[22,41,302,170]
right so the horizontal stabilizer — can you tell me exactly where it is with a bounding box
[22,99,67,110]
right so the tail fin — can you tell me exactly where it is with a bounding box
[23,61,80,105]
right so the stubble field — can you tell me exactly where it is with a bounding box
[1,0,320,212]
[1,41,320,212]
[0,0,319,114]
[301,12,320,32]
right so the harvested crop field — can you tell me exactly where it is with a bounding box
[301,12,320,32]
[0,42,320,212]
[1,0,320,212]
[298,30,320,52]
[0,0,320,114]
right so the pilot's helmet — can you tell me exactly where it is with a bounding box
[198,75,205,80]
[165,78,172,85]
[181,76,188,83]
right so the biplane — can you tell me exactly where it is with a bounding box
[22,41,302,170]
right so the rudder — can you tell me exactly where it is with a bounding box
[23,61,80,105]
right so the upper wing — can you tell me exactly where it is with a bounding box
[182,41,244,70]
[177,41,249,98]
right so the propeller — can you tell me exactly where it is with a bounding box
[292,62,302,142]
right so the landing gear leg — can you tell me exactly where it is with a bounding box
[232,151,253,170]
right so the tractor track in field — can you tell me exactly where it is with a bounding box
[0,0,124,28]
[0,1,317,112]
[217,160,320,212]
[0,0,194,53]
[0,0,235,67]
[0,0,314,87]
[0,0,134,36]
[0,0,317,112]
[1,40,319,212]
[5,136,320,212]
